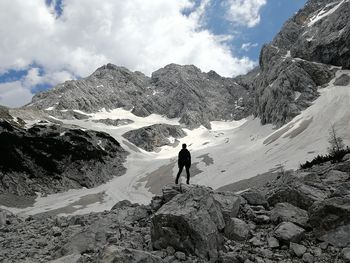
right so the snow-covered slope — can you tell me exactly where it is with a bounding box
[3,70,349,216]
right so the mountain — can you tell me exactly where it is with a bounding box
[29,63,253,129]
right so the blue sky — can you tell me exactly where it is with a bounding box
[0,0,307,107]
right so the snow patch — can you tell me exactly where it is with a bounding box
[308,1,346,27]
[45,106,55,111]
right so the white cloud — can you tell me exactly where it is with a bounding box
[241,42,259,51]
[0,81,33,107]
[224,0,267,28]
[0,0,257,107]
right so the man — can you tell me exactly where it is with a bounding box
[175,143,191,184]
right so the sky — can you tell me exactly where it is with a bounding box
[0,0,307,108]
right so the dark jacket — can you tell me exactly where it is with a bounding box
[178,149,191,167]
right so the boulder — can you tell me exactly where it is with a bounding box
[111,200,149,223]
[302,252,314,263]
[318,225,350,248]
[151,186,225,261]
[290,242,306,257]
[274,222,305,243]
[241,190,268,207]
[267,183,328,210]
[342,247,350,263]
[267,236,280,248]
[323,170,349,183]
[224,218,251,241]
[101,245,163,263]
[309,197,350,233]
[212,191,241,223]
[270,202,309,227]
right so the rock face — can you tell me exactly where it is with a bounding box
[122,124,186,152]
[236,0,350,126]
[0,120,127,196]
[29,64,253,129]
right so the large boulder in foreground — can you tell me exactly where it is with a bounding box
[151,186,225,261]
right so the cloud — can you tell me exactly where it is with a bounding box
[0,81,33,107]
[0,0,257,107]
[224,0,267,28]
[241,42,259,51]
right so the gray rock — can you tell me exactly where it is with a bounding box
[318,225,350,248]
[267,182,329,210]
[174,251,186,261]
[224,218,251,241]
[151,186,224,260]
[302,252,314,263]
[290,242,306,257]
[123,124,186,152]
[267,236,280,248]
[240,190,268,207]
[249,236,264,247]
[323,170,349,183]
[309,197,350,235]
[274,222,305,243]
[212,191,241,223]
[218,252,240,263]
[334,74,350,86]
[101,245,163,263]
[166,246,175,255]
[342,247,350,263]
[52,226,62,237]
[270,202,309,227]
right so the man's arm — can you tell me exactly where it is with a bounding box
[188,150,191,166]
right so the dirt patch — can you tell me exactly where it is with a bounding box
[137,159,204,195]
[217,171,282,193]
[35,192,107,217]
[197,153,214,166]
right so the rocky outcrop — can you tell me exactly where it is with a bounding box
[2,155,350,263]
[0,120,127,196]
[91,118,134,126]
[123,124,186,152]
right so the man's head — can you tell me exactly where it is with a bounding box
[182,143,187,149]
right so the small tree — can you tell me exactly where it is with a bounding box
[327,124,345,156]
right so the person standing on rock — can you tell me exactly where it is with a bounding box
[175,143,191,184]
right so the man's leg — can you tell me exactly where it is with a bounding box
[185,165,190,184]
[175,165,184,184]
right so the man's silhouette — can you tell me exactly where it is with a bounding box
[175,143,191,184]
